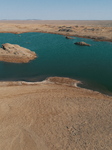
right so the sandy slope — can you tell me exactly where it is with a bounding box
[0,20,112,42]
[0,78,112,150]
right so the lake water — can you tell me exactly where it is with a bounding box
[0,32,112,93]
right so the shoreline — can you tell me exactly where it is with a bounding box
[0,20,112,42]
[0,30,112,42]
[0,76,112,97]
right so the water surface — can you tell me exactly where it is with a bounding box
[0,32,112,93]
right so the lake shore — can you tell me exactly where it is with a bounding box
[0,20,112,42]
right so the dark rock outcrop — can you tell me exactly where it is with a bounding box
[58,28,73,32]
[65,36,74,39]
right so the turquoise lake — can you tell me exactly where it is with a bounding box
[0,32,112,93]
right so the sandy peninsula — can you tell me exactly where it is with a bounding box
[0,20,112,42]
[0,43,37,63]
[0,21,112,150]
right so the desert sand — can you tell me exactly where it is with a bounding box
[0,77,112,150]
[0,20,112,42]
[0,21,112,150]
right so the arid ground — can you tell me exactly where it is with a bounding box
[0,21,112,150]
[0,77,112,150]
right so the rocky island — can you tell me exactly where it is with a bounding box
[74,41,91,46]
[0,43,37,63]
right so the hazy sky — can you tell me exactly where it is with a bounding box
[0,0,112,20]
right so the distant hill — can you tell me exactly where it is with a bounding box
[0,19,41,21]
